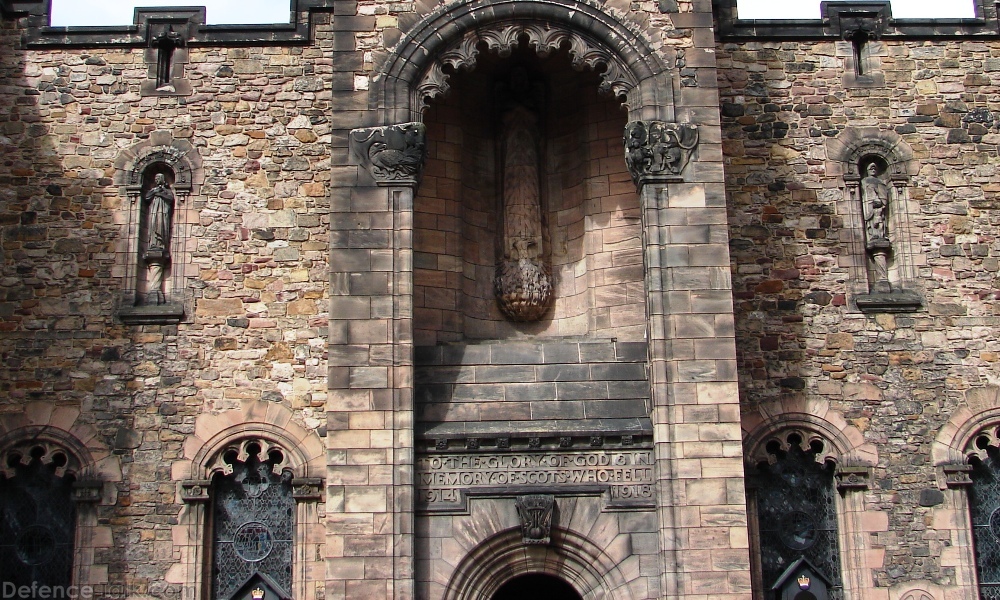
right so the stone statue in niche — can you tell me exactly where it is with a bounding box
[494,68,552,322]
[860,159,892,293]
[142,172,174,305]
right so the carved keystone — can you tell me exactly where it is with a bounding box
[624,121,699,185]
[350,122,427,186]
[515,494,554,545]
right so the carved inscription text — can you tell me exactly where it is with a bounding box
[417,450,655,510]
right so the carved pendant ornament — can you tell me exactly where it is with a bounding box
[624,120,699,184]
[350,122,427,185]
[515,494,554,545]
[494,70,552,322]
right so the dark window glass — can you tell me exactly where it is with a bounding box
[754,440,842,599]
[211,445,294,600]
[0,450,76,588]
[969,446,1000,600]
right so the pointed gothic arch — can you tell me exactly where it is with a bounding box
[372,0,678,123]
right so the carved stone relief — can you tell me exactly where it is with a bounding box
[515,494,554,545]
[415,23,638,113]
[494,69,552,322]
[350,122,427,185]
[623,120,699,184]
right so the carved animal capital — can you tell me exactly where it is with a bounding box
[624,121,699,186]
[350,122,427,186]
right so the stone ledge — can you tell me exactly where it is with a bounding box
[118,302,185,325]
[855,290,922,313]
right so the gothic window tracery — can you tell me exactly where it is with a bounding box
[210,442,295,600]
[0,443,78,589]
[967,436,1000,598]
[749,432,843,600]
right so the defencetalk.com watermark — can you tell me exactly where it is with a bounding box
[0,583,189,599]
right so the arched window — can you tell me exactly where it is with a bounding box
[0,442,78,589]
[967,437,1000,598]
[209,441,295,600]
[748,431,842,600]
[181,431,322,600]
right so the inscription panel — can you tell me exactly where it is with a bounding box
[417,450,655,511]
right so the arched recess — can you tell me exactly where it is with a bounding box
[742,399,882,600]
[170,401,325,600]
[442,527,636,600]
[114,131,204,321]
[825,128,922,308]
[372,0,677,123]
[0,402,122,587]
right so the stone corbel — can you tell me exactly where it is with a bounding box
[71,480,104,504]
[181,479,212,502]
[291,477,324,501]
[624,121,699,186]
[940,463,973,488]
[515,494,554,545]
[835,465,872,491]
[350,122,427,186]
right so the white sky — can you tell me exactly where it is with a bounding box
[50,1,293,26]
[49,0,976,25]
[737,0,976,19]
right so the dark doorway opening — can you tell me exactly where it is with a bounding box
[492,573,583,600]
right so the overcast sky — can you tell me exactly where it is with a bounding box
[49,0,976,26]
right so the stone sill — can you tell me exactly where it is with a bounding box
[855,290,922,313]
[118,303,184,325]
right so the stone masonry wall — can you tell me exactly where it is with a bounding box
[718,37,1000,593]
[0,15,332,596]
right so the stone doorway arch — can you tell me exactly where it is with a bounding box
[442,528,636,600]
[492,573,583,600]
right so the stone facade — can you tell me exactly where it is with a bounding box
[0,0,998,599]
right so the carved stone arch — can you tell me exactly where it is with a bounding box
[442,527,636,600]
[826,127,917,179]
[742,398,879,470]
[182,403,324,481]
[373,0,675,122]
[114,132,204,196]
[0,402,122,484]
[933,400,1000,467]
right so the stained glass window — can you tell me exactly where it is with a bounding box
[753,435,842,600]
[0,447,76,589]
[969,445,1000,600]
[211,444,295,600]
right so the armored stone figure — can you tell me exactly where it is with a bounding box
[861,162,889,246]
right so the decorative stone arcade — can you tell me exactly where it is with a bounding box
[334,0,748,598]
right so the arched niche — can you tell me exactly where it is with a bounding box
[372,0,677,124]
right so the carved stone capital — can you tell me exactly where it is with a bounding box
[515,494,554,545]
[941,463,973,488]
[835,465,872,491]
[624,121,699,186]
[181,479,212,503]
[71,480,104,504]
[350,122,427,186]
[291,477,324,501]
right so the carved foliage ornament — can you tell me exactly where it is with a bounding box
[416,23,637,112]
[515,494,554,545]
[350,122,427,185]
[624,121,699,184]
